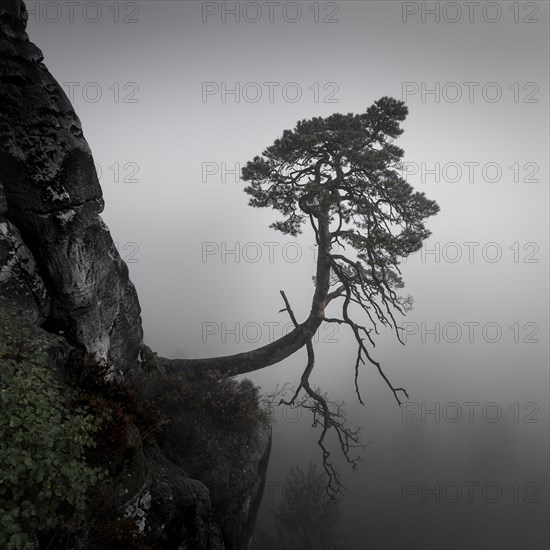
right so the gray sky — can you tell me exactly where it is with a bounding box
[28,2,549,548]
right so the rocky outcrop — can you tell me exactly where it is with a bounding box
[0,0,143,374]
[164,412,272,550]
[85,418,228,550]
[0,2,271,548]
[85,419,271,550]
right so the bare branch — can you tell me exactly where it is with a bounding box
[278,290,367,498]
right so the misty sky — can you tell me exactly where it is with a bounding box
[27,2,549,548]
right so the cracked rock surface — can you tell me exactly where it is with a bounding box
[0,0,143,372]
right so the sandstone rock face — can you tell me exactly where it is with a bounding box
[208,424,272,550]
[0,0,143,373]
[87,421,227,550]
[165,417,272,550]
[89,421,270,550]
[0,2,272,549]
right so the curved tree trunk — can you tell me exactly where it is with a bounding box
[162,216,333,379]
[161,317,322,378]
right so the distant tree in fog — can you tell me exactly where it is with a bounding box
[251,461,352,550]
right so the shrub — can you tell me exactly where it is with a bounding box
[69,354,168,465]
[0,299,105,549]
[134,370,269,471]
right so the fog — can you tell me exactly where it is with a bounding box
[27,1,549,548]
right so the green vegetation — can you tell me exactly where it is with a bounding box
[0,299,105,549]
[0,298,269,548]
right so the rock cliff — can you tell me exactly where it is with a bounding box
[0,2,271,548]
[0,0,142,374]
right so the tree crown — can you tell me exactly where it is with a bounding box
[243,96,439,268]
